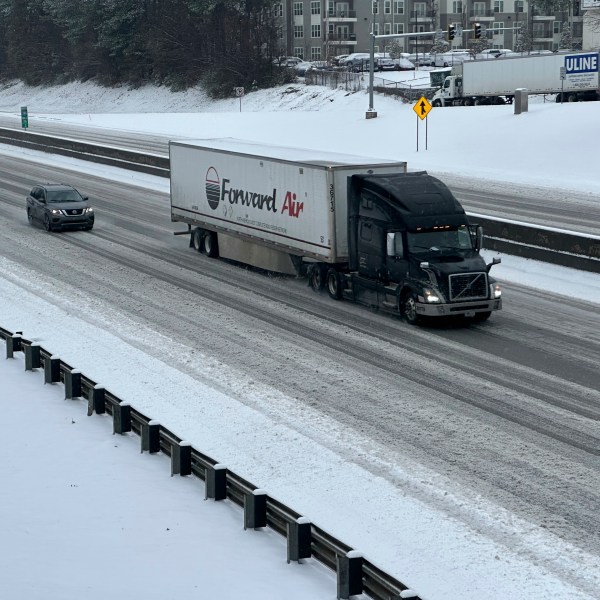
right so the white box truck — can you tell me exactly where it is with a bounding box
[431,51,600,106]
[170,139,502,323]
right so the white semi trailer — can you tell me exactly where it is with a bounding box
[432,51,600,106]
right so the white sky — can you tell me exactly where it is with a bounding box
[1,76,599,600]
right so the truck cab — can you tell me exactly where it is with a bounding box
[326,172,502,323]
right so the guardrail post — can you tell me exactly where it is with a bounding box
[141,420,160,453]
[87,384,106,415]
[244,489,267,530]
[5,333,21,359]
[64,368,82,399]
[205,464,227,500]
[113,402,131,434]
[287,517,311,563]
[336,551,363,599]
[24,343,41,370]
[171,441,192,476]
[44,355,61,384]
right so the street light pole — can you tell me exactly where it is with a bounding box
[367,31,377,118]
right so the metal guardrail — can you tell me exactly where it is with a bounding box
[1,327,421,600]
[1,126,598,273]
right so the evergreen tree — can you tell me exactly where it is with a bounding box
[559,22,572,49]
[514,23,533,53]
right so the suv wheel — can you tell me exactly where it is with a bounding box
[43,214,53,232]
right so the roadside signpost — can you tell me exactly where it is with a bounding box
[235,87,245,112]
[21,106,28,130]
[413,96,433,151]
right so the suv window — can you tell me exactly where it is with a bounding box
[46,189,82,203]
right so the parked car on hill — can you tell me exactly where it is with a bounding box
[26,184,94,232]
[378,57,415,71]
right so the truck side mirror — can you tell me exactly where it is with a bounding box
[486,257,501,272]
[386,232,403,259]
[475,225,483,251]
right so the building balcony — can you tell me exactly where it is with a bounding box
[532,13,556,20]
[326,10,357,22]
[469,10,495,21]
[327,34,357,45]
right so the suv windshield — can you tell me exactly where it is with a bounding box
[47,190,82,203]
[407,225,473,253]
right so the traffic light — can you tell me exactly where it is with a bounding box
[474,22,482,39]
[448,24,456,41]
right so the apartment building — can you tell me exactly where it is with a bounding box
[274,0,586,60]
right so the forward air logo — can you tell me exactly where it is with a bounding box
[565,53,599,74]
[281,191,304,218]
[205,167,221,210]
[205,167,278,213]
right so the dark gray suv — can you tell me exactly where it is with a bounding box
[26,184,94,232]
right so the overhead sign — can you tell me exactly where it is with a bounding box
[413,96,432,120]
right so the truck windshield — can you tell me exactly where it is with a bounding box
[407,225,473,253]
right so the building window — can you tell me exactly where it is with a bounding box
[515,0,524,12]
[414,2,427,17]
[293,2,303,16]
[384,0,392,14]
[312,24,321,38]
[311,47,322,60]
[373,1,379,14]
[452,1,463,13]
[311,1,321,15]
[393,23,405,34]
[553,21,561,34]
[473,2,486,16]
[493,22,504,34]
[494,1,504,12]
[294,25,304,38]
[294,47,304,59]
[533,23,544,37]
[273,3,283,17]
[373,22,380,35]
[384,22,392,35]
[394,1,404,15]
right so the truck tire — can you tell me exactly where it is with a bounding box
[432,99,442,108]
[192,228,204,252]
[203,231,219,258]
[326,268,343,300]
[463,98,473,106]
[402,293,421,325]
[308,264,325,291]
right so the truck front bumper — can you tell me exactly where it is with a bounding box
[417,298,502,318]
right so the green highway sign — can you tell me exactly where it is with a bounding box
[21,106,28,129]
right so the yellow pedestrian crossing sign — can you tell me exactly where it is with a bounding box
[413,96,432,120]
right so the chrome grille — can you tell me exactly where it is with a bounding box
[449,272,488,301]
[66,209,83,216]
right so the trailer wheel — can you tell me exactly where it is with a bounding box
[402,293,421,325]
[308,264,325,291]
[203,231,219,258]
[192,228,204,252]
[326,268,343,300]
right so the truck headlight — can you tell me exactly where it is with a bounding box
[423,288,441,303]
[50,208,62,215]
[493,284,501,298]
